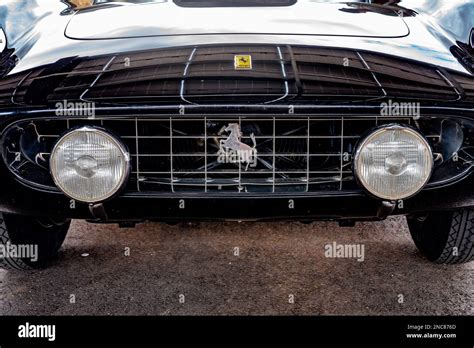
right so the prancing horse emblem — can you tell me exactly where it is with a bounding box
[234,55,252,70]
[217,123,257,170]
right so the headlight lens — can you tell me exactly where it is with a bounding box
[50,127,130,203]
[354,125,433,200]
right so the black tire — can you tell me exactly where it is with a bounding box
[0,213,70,270]
[407,209,474,264]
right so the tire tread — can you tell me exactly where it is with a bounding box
[0,215,32,271]
[436,210,474,264]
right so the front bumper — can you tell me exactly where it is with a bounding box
[0,164,472,222]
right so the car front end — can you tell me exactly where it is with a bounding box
[0,0,473,268]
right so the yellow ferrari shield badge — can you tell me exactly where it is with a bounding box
[234,55,252,70]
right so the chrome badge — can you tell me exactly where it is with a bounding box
[217,123,257,170]
[234,55,252,70]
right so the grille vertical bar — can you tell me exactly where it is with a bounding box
[238,116,242,192]
[169,117,175,192]
[135,117,141,192]
[204,116,208,193]
[272,117,276,193]
[339,117,344,190]
[306,116,310,192]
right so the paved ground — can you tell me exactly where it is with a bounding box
[0,217,472,315]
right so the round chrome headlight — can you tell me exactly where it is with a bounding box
[354,125,433,200]
[50,127,130,203]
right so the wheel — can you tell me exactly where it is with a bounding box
[0,213,70,270]
[407,209,474,264]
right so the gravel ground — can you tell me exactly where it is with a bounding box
[0,217,472,315]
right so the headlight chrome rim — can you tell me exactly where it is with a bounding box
[354,124,434,201]
[50,126,130,203]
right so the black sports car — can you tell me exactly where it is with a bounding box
[0,0,473,269]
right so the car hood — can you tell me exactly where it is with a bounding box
[65,1,410,40]
[1,0,473,113]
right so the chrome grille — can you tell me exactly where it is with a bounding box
[132,117,350,193]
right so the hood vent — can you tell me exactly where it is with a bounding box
[1,44,472,108]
